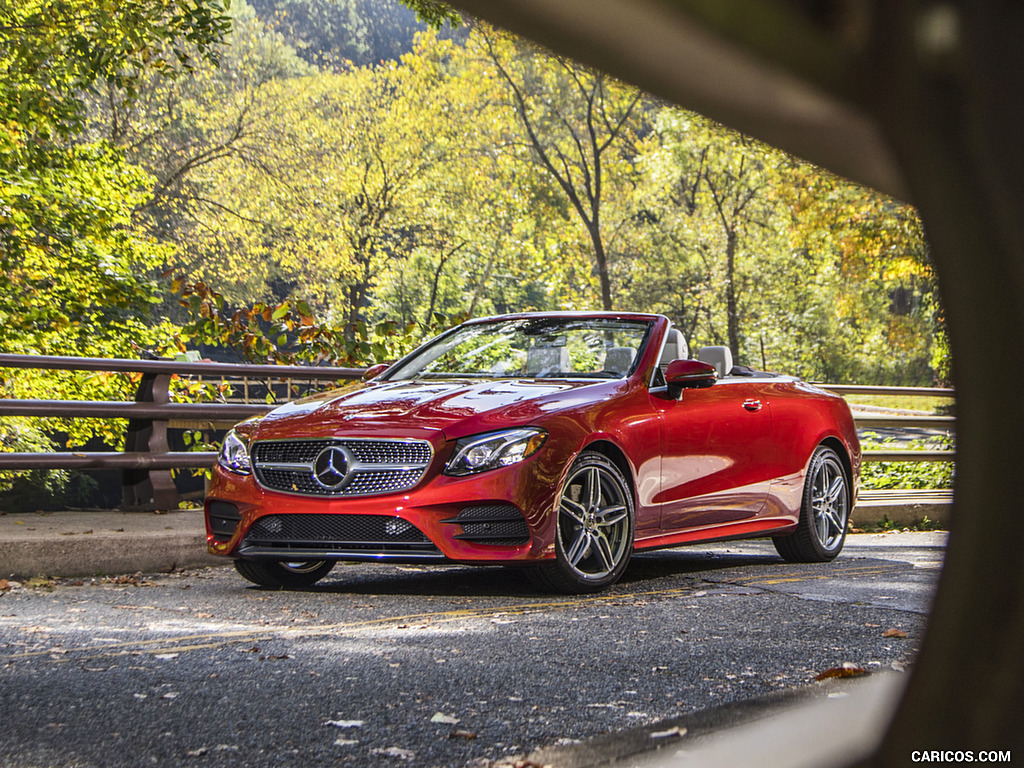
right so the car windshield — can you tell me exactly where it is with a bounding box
[385,317,653,381]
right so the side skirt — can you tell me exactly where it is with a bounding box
[634,517,798,551]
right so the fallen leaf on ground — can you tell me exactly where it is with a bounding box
[430,712,459,724]
[371,746,415,760]
[649,726,687,739]
[882,628,908,638]
[449,730,477,740]
[814,663,868,681]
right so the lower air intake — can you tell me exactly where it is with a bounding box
[447,505,530,546]
[241,514,437,554]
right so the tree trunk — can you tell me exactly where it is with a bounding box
[590,222,613,311]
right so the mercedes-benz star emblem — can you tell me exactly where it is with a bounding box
[313,446,351,490]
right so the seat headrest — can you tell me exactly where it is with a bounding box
[697,346,733,378]
[659,328,688,365]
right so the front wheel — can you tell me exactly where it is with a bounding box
[532,451,635,594]
[773,445,850,562]
[233,559,335,588]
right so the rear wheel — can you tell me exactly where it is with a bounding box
[233,559,335,588]
[532,451,635,594]
[773,445,850,562]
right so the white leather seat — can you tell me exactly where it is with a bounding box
[697,345,733,378]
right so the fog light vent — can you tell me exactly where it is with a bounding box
[208,501,241,542]
[444,505,530,546]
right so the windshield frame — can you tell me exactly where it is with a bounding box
[381,315,656,383]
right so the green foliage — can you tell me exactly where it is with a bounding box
[248,0,435,67]
[0,0,231,139]
[0,0,231,503]
[860,433,955,490]
[401,0,460,28]
[123,22,944,387]
[173,280,445,368]
[0,142,170,354]
[1,3,953,509]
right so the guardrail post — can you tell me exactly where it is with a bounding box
[123,371,178,510]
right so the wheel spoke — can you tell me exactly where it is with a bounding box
[587,467,600,509]
[565,528,591,567]
[596,504,627,527]
[592,530,616,574]
[826,475,844,504]
[560,496,587,524]
[825,508,843,535]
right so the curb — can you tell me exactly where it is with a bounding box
[1,503,951,579]
[0,508,221,578]
[494,673,904,768]
[854,489,953,527]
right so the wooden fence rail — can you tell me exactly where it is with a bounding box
[0,353,362,509]
[0,354,955,510]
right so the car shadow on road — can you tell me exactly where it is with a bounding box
[275,548,787,598]
[623,549,784,584]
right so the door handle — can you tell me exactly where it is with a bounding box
[743,399,762,412]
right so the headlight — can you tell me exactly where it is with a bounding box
[444,427,547,477]
[218,430,252,475]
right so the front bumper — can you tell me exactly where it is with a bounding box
[204,454,562,565]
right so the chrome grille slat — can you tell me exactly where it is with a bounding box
[251,438,432,497]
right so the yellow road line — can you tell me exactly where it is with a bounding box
[741,566,896,586]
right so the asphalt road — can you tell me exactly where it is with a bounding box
[0,533,944,768]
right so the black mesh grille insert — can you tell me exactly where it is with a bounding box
[250,438,432,497]
[242,514,436,552]
[446,504,530,546]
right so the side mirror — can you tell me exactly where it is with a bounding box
[362,362,390,381]
[664,358,716,398]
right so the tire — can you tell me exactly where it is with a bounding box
[532,451,635,593]
[233,559,335,588]
[773,445,850,563]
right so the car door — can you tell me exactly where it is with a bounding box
[654,378,776,531]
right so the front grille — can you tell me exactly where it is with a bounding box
[444,504,530,546]
[241,513,437,553]
[251,438,432,497]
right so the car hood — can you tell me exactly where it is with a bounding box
[248,378,621,441]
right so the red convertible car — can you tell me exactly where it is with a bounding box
[205,312,860,593]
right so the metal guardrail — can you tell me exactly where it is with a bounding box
[818,384,956,463]
[0,354,956,509]
[0,354,363,509]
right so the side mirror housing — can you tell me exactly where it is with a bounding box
[362,362,390,381]
[664,358,717,398]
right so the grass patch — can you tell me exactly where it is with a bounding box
[844,393,954,414]
[854,515,946,533]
